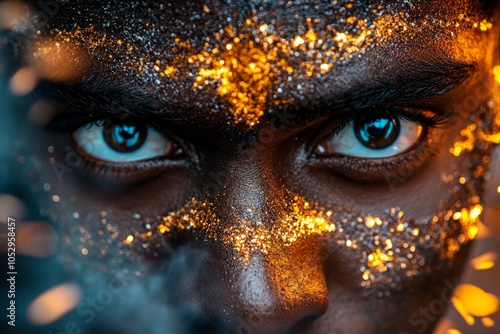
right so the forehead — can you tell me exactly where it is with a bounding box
[50,0,482,26]
[25,0,489,129]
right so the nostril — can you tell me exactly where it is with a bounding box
[229,298,328,334]
[287,314,326,334]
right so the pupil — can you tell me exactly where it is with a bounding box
[354,117,400,149]
[104,123,147,153]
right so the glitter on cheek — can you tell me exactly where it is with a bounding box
[122,186,482,296]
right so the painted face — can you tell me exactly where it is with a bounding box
[3,0,500,333]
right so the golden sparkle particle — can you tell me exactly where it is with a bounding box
[27,283,82,326]
[493,65,500,84]
[452,284,499,326]
[470,251,497,270]
[367,248,393,272]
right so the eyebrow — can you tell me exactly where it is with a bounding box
[317,58,475,111]
[36,56,475,128]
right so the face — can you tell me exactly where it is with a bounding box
[4,0,500,333]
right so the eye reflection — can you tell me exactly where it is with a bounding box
[72,120,178,163]
[104,123,147,153]
[315,116,423,159]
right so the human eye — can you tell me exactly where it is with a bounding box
[73,120,177,163]
[49,115,185,184]
[311,108,449,182]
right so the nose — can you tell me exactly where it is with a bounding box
[224,243,329,334]
[201,157,329,333]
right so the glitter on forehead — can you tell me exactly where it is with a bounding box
[187,13,409,126]
[25,4,493,127]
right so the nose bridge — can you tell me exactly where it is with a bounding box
[208,153,329,333]
[223,149,276,222]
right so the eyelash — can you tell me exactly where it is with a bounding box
[47,113,131,133]
[326,106,449,137]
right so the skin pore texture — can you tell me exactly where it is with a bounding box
[4,0,500,333]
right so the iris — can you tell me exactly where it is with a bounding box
[354,117,400,149]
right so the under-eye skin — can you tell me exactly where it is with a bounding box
[311,107,450,182]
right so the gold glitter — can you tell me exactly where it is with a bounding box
[365,217,375,228]
[477,19,493,32]
[367,249,393,273]
[119,175,484,293]
[157,196,337,263]
[29,38,88,82]
[451,124,477,157]
[191,35,273,126]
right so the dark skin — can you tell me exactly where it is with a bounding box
[6,0,500,333]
